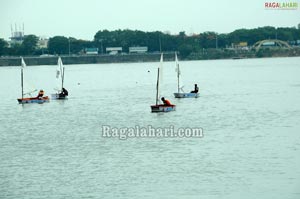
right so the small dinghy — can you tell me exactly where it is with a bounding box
[17,97,49,104]
[151,54,176,112]
[173,52,199,98]
[17,57,49,104]
[51,57,68,100]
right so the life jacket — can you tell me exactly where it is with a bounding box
[164,99,172,106]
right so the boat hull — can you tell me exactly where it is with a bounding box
[17,96,49,104]
[51,93,67,100]
[173,92,199,98]
[151,105,176,112]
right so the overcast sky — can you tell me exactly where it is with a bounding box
[0,0,299,40]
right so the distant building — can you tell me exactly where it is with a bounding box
[238,42,248,47]
[129,46,148,54]
[262,41,276,46]
[230,42,249,50]
[85,48,98,55]
[37,37,49,49]
[106,47,122,55]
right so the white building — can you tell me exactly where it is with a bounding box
[106,47,122,55]
[129,46,148,54]
[37,37,49,49]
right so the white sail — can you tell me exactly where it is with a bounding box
[21,57,37,97]
[54,57,64,92]
[21,57,26,68]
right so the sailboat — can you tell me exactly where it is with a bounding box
[17,57,49,104]
[51,57,68,100]
[173,52,199,98]
[151,54,176,112]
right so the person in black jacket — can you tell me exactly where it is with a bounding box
[190,84,199,93]
[59,87,68,97]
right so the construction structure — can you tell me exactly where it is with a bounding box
[253,39,291,51]
[9,23,25,46]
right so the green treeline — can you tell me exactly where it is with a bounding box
[0,26,299,58]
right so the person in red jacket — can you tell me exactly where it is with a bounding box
[161,97,172,106]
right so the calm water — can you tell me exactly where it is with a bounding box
[0,57,300,199]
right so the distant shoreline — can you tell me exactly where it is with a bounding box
[0,53,173,66]
[1,49,299,66]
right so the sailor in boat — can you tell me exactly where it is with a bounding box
[161,97,173,106]
[190,84,199,93]
[36,89,44,99]
[59,87,69,98]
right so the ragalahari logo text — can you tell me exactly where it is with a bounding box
[265,2,298,9]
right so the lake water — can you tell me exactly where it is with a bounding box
[0,57,300,199]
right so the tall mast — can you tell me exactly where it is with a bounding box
[21,64,24,99]
[156,67,160,105]
[177,66,180,93]
[61,67,64,90]
[20,57,25,99]
[176,53,180,93]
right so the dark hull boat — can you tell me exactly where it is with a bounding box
[18,96,49,104]
[151,54,176,113]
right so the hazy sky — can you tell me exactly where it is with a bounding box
[0,0,299,40]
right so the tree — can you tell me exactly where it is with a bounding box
[94,29,176,53]
[7,43,22,56]
[2,26,299,57]
[178,44,193,58]
[199,32,218,49]
[0,38,9,56]
[20,34,38,55]
[48,36,69,55]
[69,38,93,54]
